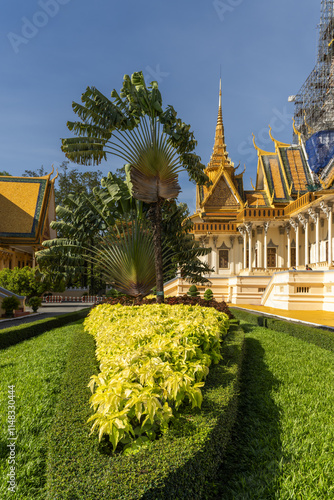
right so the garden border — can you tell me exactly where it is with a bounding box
[0,308,90,349]
[231,307,334,353]
[46,323,245,499]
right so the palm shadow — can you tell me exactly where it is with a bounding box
[214,331,282,499]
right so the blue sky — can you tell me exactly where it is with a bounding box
[1,0,321,212]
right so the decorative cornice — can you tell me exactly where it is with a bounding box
[244,222,252,236]
[320,201,332,218]
[263,222,270,234]
[289,218,299,232]
[298,213,309,229]
[308,208,319,223]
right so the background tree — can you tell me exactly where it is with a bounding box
[61,71,210,302]
[37,168,212,296]
[0,267,56,299]
[37,192,107,293]
[22,161,103,208]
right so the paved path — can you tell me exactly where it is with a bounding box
[230,304,334,330]
[0,304,92,330]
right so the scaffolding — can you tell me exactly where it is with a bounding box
[294,0,334,141]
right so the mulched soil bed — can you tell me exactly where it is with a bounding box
[103,294,234,319]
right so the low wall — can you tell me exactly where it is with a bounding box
[261,270,334,311]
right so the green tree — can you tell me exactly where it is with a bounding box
[22,161,103,208]
[38,168,211,296]
[61,71,209,302]
[0,171,12,176]
[22,166,48,177]
[0,267,53,299]
[37,193,106,293]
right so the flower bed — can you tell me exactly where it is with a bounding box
[84,303,230,454]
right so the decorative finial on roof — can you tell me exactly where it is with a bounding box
[206,75,228,173]
[51,168,59,183]
[268,125,291,148]
[268,125,275,143]
[252,133,275,156]
[217,76,223,127]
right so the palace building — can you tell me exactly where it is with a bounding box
[165,0,334,311]
[0,169,57,270]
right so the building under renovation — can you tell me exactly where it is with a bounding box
[165,0,334,311]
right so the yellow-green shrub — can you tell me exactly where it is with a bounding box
[84,303,229,453]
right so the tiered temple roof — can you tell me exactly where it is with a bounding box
[194,81,318,223]
[0,170,56,246]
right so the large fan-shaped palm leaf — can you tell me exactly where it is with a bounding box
[61,72,209,301]
[88,218,156,297]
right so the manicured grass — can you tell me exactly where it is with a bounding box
[0,319,86,500]
[231,307,334,353]
[46,326,244,499]
[216,321,334,499]
[0,308,90,349]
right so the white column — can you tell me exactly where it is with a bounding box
[329,209,332,265]
[229,236,235,274]
[243,233,247,269]
[238,227,247,271]
[298,214,309,266]
[320,202,333,266]
[286,226,291,268]
[305,220,309,266]
[316,212,320,264]
[296,225,300,267]
[308,208,318,265]
[245,223,253,272]
[290,219,299,267]
[263,222,269,270]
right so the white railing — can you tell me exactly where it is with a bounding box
[43,295,106,304]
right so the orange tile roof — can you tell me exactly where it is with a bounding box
[0,182,41,234]
[0,177,51,242]
[246,192,267,207]
[286,149,308,191]
[269,158,285,199]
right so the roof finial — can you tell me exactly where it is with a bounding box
[219,66,222,109]
[217,73,223,127]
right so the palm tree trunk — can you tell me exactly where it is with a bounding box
[149,200,164,303]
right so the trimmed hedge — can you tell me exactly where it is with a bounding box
[231,307,334,353]
[0,308,90,349]
[46,325,245,500]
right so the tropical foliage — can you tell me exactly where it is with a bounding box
[0,266,56,299]
[22,161,103,209]
[61,71,210,301]
[84,303,229,454]
[37,167,212,296]
[1,295,20,315]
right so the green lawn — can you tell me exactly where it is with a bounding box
[0,320,86,500]
[1,314,334,499]
[216,322,334,499]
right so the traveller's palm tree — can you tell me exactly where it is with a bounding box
[61,71,209,302]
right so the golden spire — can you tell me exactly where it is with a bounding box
[206,78,230,178]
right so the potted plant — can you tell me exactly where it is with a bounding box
[28,296,42,313]
[2,296,21,317]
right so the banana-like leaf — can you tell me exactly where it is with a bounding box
[62,71,210,189]
[88,218,156,297]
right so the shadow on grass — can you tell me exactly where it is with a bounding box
[214,327,282,499]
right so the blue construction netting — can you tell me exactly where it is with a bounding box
[305,130,334,174]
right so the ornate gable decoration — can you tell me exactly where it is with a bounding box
[205,176,238,208]
[217,241,231,250]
